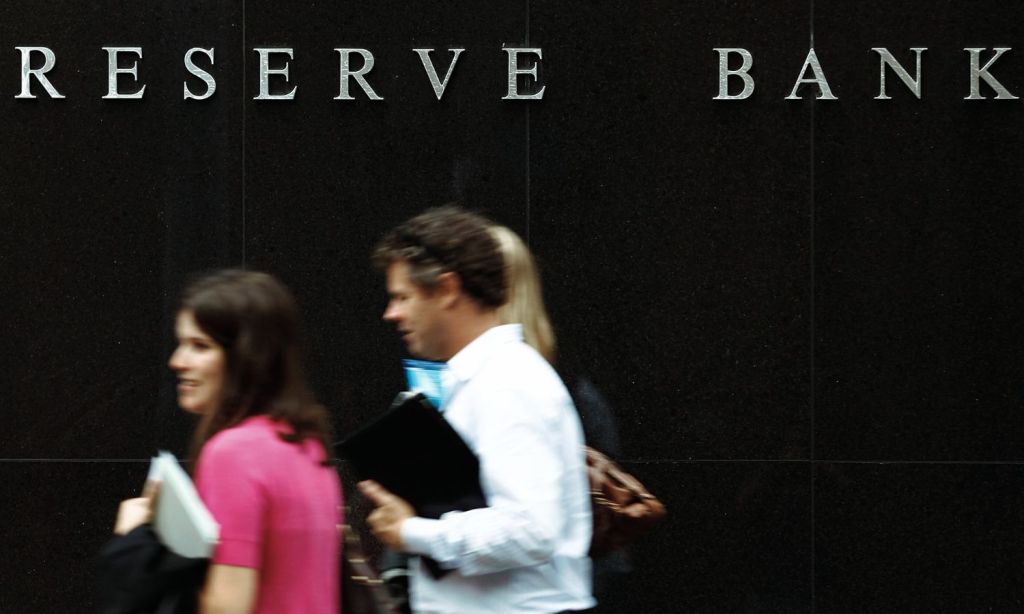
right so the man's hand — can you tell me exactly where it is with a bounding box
[358,480,415,551]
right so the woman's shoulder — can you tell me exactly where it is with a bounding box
[202,416,283,460]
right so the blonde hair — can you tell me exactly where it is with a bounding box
[489,225,557,363]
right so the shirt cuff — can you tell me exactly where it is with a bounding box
[401,517,441,557]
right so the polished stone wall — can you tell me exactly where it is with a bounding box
[2,1,1022,612]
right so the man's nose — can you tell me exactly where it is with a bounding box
[383,301,399,321]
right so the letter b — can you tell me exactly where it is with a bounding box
[714,48,754,100]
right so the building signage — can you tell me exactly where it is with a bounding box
[12,46,547,101]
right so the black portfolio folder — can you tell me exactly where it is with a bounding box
[338,392,487,578]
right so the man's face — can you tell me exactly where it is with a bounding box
[383,260,447,360]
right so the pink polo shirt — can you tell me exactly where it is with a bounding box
[195,415,342,614]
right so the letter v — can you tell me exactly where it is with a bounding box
[414,48,465,100]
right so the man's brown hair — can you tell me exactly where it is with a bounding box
[373,206,506,308]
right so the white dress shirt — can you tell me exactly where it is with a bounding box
[401,324,595,614]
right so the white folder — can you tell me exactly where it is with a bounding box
[149,451,220,559]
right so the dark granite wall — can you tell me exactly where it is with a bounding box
[1,1,1021,612]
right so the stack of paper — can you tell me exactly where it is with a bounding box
[148,451,220,559]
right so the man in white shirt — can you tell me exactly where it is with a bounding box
[361,206,595,614]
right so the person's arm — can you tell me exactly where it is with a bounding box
[367,384,584,576]
[200,564,258,614]
[113,496,153,535]
[195,435,267,613]
[113,481,159,535]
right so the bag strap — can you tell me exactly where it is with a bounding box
[339,510,403,614]
[341,521,386,587]
[586,446,656,498]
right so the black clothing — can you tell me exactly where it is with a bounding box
[96,525,207,614]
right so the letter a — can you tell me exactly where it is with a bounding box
[785,48,837,100]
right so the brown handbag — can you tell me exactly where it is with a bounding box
[585,446,667,558]
[340,520,402,614]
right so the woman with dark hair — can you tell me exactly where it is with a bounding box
[105,270,342,614]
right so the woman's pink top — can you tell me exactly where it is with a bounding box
[195,415,343,614]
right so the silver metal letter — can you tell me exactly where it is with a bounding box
[15,47,64,99]
[103,47,146,100]
[183,47,216,101]
[785,48,837,100]
[334,49,383,101]
[502,48,546,100]
[414,48,465,100]
[254,48,297,100]
[713,48,754,100]
[964,48,1018,100]
[874,48,926,100]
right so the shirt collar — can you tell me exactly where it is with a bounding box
[446,324,523,383]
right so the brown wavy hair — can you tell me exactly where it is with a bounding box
[372,205,506,308]
[181,270,332,463]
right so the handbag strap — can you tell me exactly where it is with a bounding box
[586,446,654,499]
[339,509,404,614]
[341,521,386,586]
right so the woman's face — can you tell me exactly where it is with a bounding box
[168,309,226,414]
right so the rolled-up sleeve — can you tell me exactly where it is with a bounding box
[400,384,568,576]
